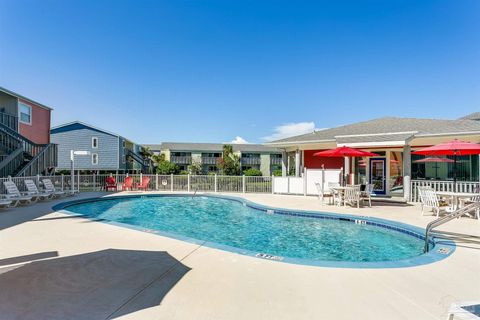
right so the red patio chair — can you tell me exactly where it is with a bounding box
[105,176,117,191]
[136,176,150,191]
[122,176,133,191]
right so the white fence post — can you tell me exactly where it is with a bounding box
[93,173,96,191]
[242,175,246,193]
[155,173,159,190]
[214,174,218,193]
[36,174,40,188]
[271,175,275,194]
[187,174,191,192]
[140,172,143,184]
[61,174,64,191]
[171,174,174,191]
[303,168,307,196]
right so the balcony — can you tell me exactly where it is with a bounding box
[270,157,282,165]
[202,157,220,165]
[170,156,192,164]
[241,157,261,165]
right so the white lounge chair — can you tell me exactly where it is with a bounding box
[0,197,13,208]
[42,179,66,197]
[3,180,36,204]
[24,180,54,201]
[344,185,361,208]
[360,184,374,207]
[418,186,453,217]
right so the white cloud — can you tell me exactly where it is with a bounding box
[262,122,317,141]
[228,136,249,144]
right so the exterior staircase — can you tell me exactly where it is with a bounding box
[126,149,154,174]
[0,114,57,177]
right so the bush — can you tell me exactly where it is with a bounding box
[243,168,263,176]
[156,160,179,174]
[273,169,283,176]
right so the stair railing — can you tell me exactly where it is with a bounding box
[16,143,58,177]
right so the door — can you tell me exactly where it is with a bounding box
[369,158,386,195]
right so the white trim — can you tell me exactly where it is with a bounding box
[335,131,417,138]
[18,102,32,125]
[91,153,99,165]
[91,137,99,149]
[339,141,407,147]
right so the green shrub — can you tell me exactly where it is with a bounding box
[243,168,263,176]
[273,169,283,176]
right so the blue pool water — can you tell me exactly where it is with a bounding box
[62,195,427,264]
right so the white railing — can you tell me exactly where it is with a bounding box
[272,168,343,196]
[0,173,274,194]
[410,179,480,202]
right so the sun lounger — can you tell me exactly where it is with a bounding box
[24,180,54,201]
[41,179,67,197]
[0,197,13,208]
[3,180,36,204]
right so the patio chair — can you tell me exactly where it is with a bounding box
[24,180,54,201]
[105,176,117,191]
[122,176,134,191]
[315,182,332,205]
[328,182,342,206]
[2,180,36,204]
[417,186,453,217]
[360,184,374,207]
[41,179,67,197]
[344,185,361,208]
[136,176,150,191]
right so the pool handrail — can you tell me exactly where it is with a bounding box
[424,202,480,252]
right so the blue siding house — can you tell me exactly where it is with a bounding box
[51,121,148,172]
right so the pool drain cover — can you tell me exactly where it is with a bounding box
[256,253,283,261]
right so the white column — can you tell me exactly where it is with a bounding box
[403,145,412,201]
[295,149,300,177]
[344,157,350,185]
[281,151,287,177]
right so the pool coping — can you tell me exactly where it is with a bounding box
[52,193,456,269]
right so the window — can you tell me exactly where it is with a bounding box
[19,103,32,124]
[92,153,98,165]
[92,137,99,148]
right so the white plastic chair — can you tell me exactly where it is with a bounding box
[360,184,374,207]
[3,180,35,204]
[315,182,333,205]
[417,186,453,217]
[42,179,66,197]
[24,180,54,201]
[344,185,361,208]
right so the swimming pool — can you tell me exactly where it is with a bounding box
[54,194,454,268]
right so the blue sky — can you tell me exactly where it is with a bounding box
[0,0,479,144]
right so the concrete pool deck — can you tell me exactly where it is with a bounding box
[0,191,478,319]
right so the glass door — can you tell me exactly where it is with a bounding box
[369,158,386,195]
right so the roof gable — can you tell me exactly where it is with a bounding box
[50,121,119,137]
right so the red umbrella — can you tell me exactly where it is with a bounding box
[313,146,379,157]
[413,157,455,163]
[314,146,379,185]
[412,139,480,190]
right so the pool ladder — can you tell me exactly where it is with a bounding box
[424,202,480,253]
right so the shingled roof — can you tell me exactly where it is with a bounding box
[459,112,480,121]
[267,117,480,145]
[143,142,282,153]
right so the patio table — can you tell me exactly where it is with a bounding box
[330,186,348,206]
[436,191,479,213]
